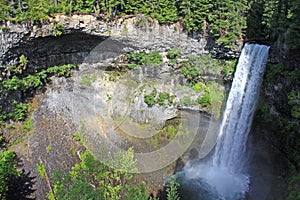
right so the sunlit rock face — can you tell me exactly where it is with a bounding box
[0,14,242,199]
[0,14,242,69]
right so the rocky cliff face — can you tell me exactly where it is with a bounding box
[0,14,241,69]
[249,43,300,199]
[1,14,298,199]
[0,15,231,199]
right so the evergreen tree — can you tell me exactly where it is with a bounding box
[209,0,248,47]
[179,0,212,32]
[286,0,300,48]
[27,0,50,21]
[246,0,266,39]
[56,0,72,14]
[124,0,148,14]
[154,0,179,24]
[0,0,12,20]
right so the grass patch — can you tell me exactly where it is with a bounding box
[46,145,52,152]
[36,162,46,179]
[115,116,126,123]
[12,136,27,145]
[80,74,97,86]
[72,124,86,146]
[180,96,197,106]
[206,81,225,119]
[22,119,33,131]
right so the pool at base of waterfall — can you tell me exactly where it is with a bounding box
[176,163,250,200]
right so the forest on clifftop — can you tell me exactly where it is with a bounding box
[0,0,300,48]
[0,0,300,199]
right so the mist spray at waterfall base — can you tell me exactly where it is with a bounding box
[182,159,250,199]
[179,44,270,200]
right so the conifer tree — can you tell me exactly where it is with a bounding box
[286,0,300,48]
[154,0,179,23]
[179,0,212,32]
[0,0,12,20]
[27,0,50,21]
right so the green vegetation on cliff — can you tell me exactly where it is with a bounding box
[48,148,180,200]
[126,51,163,66]
[0,55,77,125]
[0,151,19,199]
[48,149,137,200]
[246,0,300,48]
[1,0,299,48]
[257,61,300,199]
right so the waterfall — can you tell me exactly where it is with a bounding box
[213,43,270,173]
[183,43,270,200]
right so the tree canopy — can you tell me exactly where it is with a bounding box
[0,0,299,48]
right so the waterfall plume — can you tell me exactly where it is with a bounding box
[183,43,270,200]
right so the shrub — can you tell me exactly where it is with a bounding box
[181,62,200,85]
[192,82,206,93]
[125,184,149,200]
[9,102,28,121]
[2,76,21,90]
[157,92,170,106]
[197,92,211,107]
[144,94,156,106]
[144,88,157,106]
[19,55,28,67]
[126,51,163,66]
[21,74,43,91]
[222,60,236,76]
[166,48,181,61]
[126,63,138,69]
[49,149,138,200]
[0,111,8,126]
[36,162,46,179]
[22,119,33,131]
[52,23,64,36]
[166,177,180,200]
[46,64,77,77]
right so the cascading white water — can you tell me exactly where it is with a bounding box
[183,43,270,200]
[213,43,270,172]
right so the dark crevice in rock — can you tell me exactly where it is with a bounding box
[3,32,109,69]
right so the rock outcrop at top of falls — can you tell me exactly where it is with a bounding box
[0,14,242,68]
